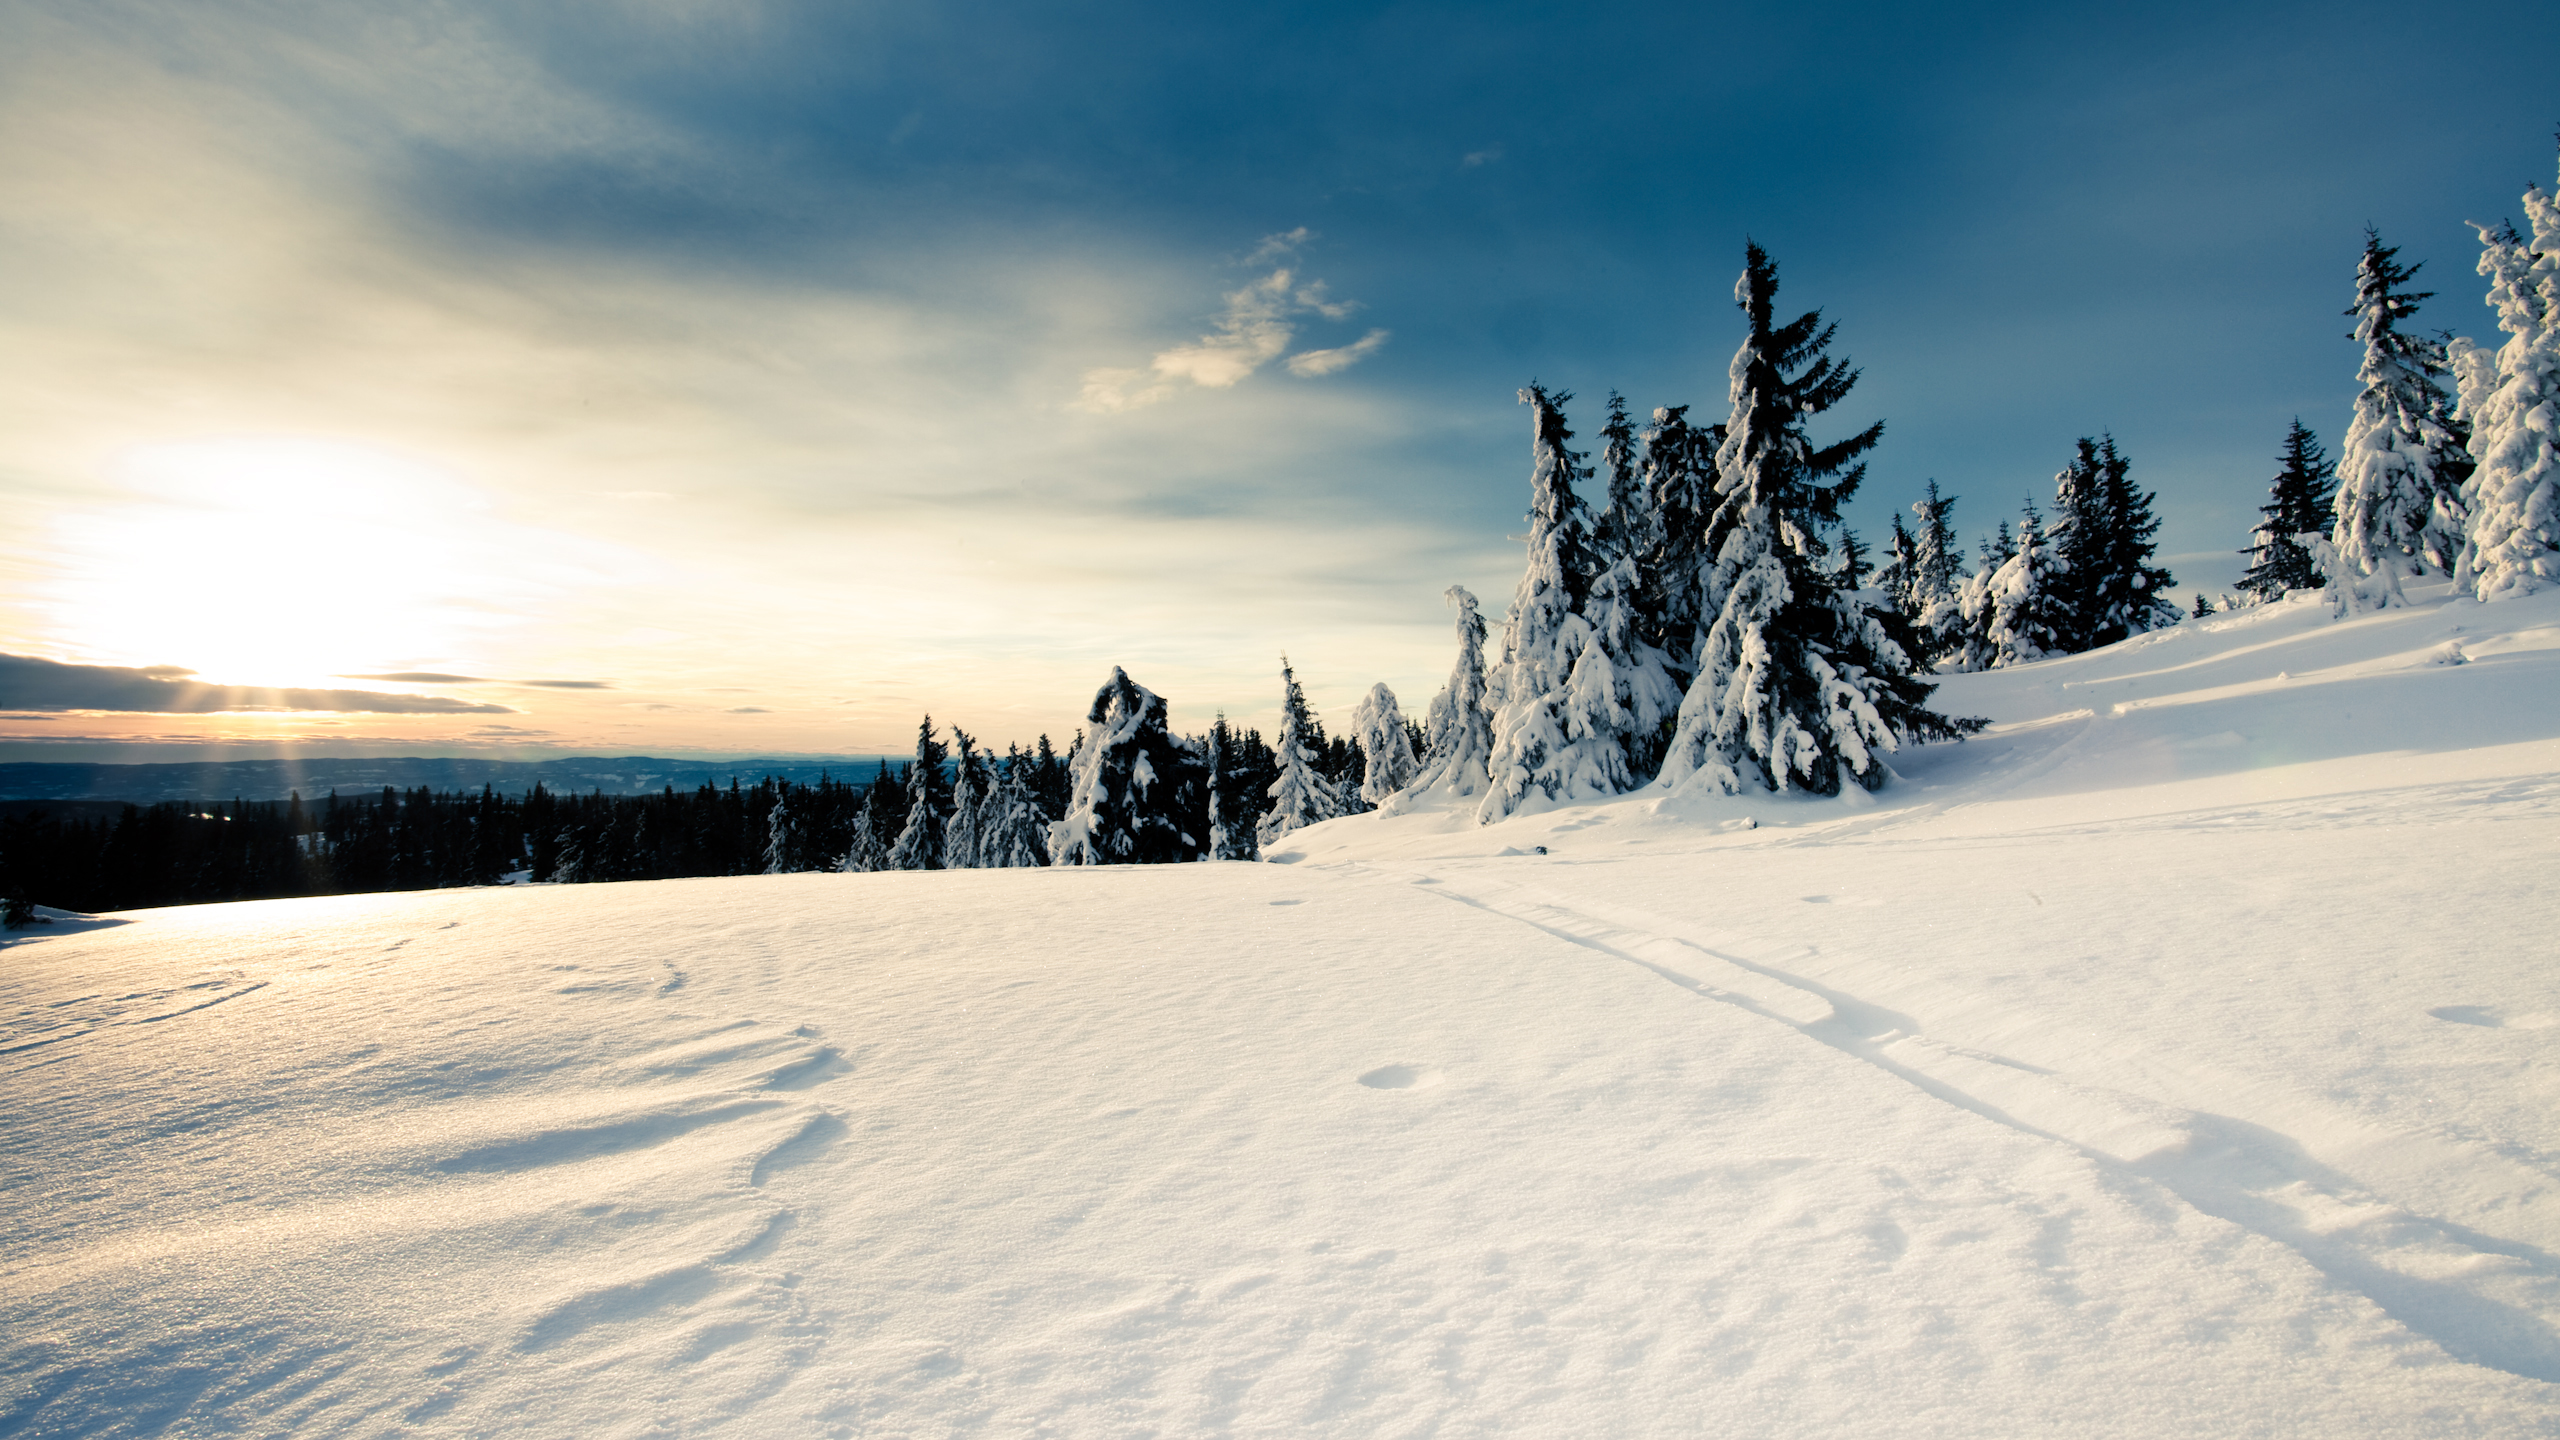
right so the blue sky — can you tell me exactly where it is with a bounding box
[2,0,2555,761]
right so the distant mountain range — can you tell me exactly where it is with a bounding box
[0,755,899,805]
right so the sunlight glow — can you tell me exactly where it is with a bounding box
[46,438,529,686]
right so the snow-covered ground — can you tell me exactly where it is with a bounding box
[6,585,2559,1437]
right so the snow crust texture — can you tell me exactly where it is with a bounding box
[6,585,2560,1436]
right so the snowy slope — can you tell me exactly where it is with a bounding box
[5,585,2559,1437]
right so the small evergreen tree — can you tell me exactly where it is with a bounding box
[839,793,889,872]
[2241,420,2337,599]
[887,716,948,871]
[1411,586,1494,799]
[1350,682,1418,806]
[980,747,1052,868]
[1904,480,1968,663]
[2048,435,2175,649]
[1050,668,1208,866]
[1258,656,1339,848]
[2191,591,2215,617]
[1985,510,2068,667]
[1592,391,1656,571]
[2450,175,2560,599]
[945,729,986,869]
[2333,228,2470,605]
[1659,244,1979,796]
[762,792,795,876]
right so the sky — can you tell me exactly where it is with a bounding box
[2,0,2555,764]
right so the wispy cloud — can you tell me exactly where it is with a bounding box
[3,654,517,715]
[1461,144,1504,168]
[1286,328,1392,377]
[1074,232,1388,413]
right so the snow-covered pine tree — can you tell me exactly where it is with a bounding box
[1410,586,1494,800]
[1350,683,1418,806]
[2331,228,2470,606]
[1638,404,1723,678]
[762,791,794,875]
[1906,480,1967,663]
[1257,656,1338,848]
[1876,513,1918,618]
[2192,591,2216,617]
[2241,420,2337,600]
[1050,667,1208,866]
[1985,510,2068,667]
[2450,177,2560,599]
[1592,391,1657,573]
[1660,243,1978,794]
[980,747,1051,868]
[839,793,888,872]
[944,729,985,869]
[1479,385,1675,819]
[886,717,948,871]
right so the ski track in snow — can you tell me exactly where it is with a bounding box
[1377,864,2560,1384]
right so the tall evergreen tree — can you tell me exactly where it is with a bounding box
[2242,420,2338,599]
[2450,175,2560,599]
[1478,386,1672,818]
[762,791,795,876]
[1049,669,1207,866]
[839,793,889,872]
[887,716,948,870]
[1638,404,1724,676]
[1258,656,1339,848]
[1411,585,1495,800]
[1659,243,1978,795]
[2333,228,2470,605]
[1903,480,1968,663]
[1592,391,1656,571]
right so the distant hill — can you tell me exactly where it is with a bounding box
[0,755,900,804]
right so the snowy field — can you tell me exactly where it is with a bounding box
[6,585,2559,1437]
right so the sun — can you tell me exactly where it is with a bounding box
[42,438,509,687]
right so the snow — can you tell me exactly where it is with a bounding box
[7,585,2560,1435]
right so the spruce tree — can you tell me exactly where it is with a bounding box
[1638,404,1724,677]
[1660,244,1978,795]
[1985,510,2068,667]
[1947,521,2015,673]
[2191,592,2215,617]
[2241,420,2337,599]
[1412,585,1494,799]
[1258,656,1338,848]
[2333,228,2470,605]
[1876,514,1919,619]
[887,716,948,871]
[1479,386,1674,818]
[1350,683,1418,806]
[2451,174,2560,599]
[1592,391,1656,570]
[762,791,795,876]
[1906,480,1967,663]
[945,729,985,869]
[1050,668,1207,865]
[839,793,889,872]
[2049,436,2175,649]
[980,747,1051,868]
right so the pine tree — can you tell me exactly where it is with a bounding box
[2047,435,2175,648]
[945,729,985,869]
[762,791,795,875]
[1592,391,1656,570]
[1835,526,1870,588]
[980,747,1051,868]
[1411,586,1494,799]
[1659,244,1979,795]
[2191,591,2215,617]
[1258,656,1339,848]
[1985,510,2068,667]
[2332,228,2470,607]
[1478,385,1672,818]
[1050,668,1208,866]
[2241,420,2337,599]
[1905,480,1968,663]
[2451,171,2560,599]
[839,793,889,872]
[1639,404,1724,676]
[887,717,947,871]
[1875,514,1918,619]
[1350,683,1418,806]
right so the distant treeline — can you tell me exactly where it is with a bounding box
[0,719,1382,916]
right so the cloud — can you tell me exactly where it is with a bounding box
[725,706,772,713]
[3,654,517,715]
[339,673,614,689]
[1286,328,1392,377]
[1461,145,1505,168]
[1075,236,1386,412]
